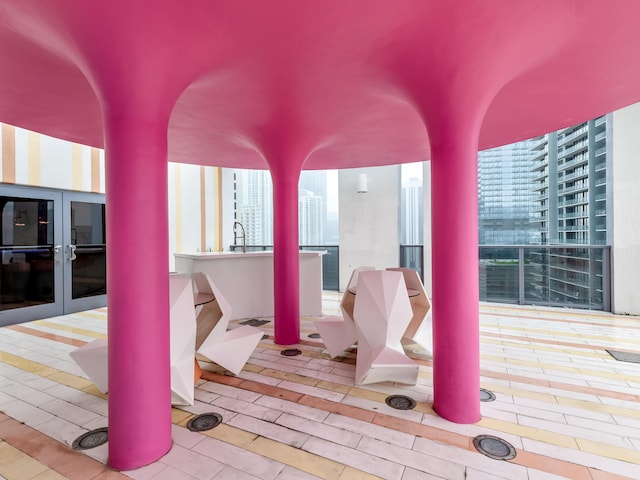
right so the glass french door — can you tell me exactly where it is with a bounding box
[0,186,106,326]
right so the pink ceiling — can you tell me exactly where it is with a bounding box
[1,1,639,171]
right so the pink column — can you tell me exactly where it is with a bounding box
[430,132,481,424]
[104,114,172,469]
[271,167,301,345]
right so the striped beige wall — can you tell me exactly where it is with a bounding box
[168,163,225,269]
[1,123,104,192]
[1,123,16,183]
[1,123,225,271]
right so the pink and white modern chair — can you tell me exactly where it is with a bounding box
[69,338,108,393]
[192,272,263,375]
[70,274,198,405]
[352,269,419,385]
[386,267,432,354]
[314,266,374,358]
[168,274,198,405]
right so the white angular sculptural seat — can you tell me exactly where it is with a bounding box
[168,274,198,405]
[386,267,432,354]
[70,274,198,405]
[69,338,108,393]
[352,270,419,385]
[313,266,374,358]
[192,271,263,375]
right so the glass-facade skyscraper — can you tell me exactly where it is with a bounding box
[526,116,610,307]
[400,176,423,245]
[233,169,273,246]
[233,169,333,246]
[478,140,540,245]
[530,116,609,246]
[478,115,610,308]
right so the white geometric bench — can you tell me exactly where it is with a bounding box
[192,272,263,376]
[352,269,419,385]
[70,274,198,405]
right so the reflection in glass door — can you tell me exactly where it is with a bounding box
[65,195,107,312]
[0,186,106,326]
[0,189,62,324]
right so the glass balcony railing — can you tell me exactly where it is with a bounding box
[230,244,611,310]
[400,245,424,281]
[479,245,610,310]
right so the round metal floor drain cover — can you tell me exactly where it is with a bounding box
[187,413,223,432]
[281,348,302,356]
[240,319,271,327]
[385,395,417,410]
[473,435,516,460]
[308,333,321,339]
[72,427,108,450]
[480,388,496,402]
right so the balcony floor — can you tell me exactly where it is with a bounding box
[1,293,639,480]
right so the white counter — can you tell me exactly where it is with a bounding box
[174,250,325,320]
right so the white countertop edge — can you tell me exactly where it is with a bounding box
[174,250,327,259]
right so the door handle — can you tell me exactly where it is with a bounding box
[68,244,77,261]
[54,245,62,262]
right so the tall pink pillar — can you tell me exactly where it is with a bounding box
[271,168,301,345]
[104,114,172,469]
[430,132,481,424]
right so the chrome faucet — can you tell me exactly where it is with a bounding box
[233,221,247,253]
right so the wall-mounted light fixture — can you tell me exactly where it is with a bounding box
[357,173,368,193]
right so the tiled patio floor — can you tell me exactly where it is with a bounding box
[1,292,639,479]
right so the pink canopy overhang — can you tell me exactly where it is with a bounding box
[0,0,640,170]
[4,2,640,468]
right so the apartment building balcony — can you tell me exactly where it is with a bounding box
[560,225,589,232]
[595,222,608,232]
[558,211,588,220]
[557,153,589,171]
[558,197,588,207]
[530,204,550,213]
[533,192,549,202]
[531,180,549,192]
[595,193,608,201]
[558,168,588,183]
[530,136,549,150]
[530,147,548,162]
[558,183,589,195]
[556,125,588,146]
[557,140,588,158]
[595,176,607,187]
[532,170,548,182]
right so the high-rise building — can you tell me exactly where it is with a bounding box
[298,189,324,245]
[400,176,424,245]
[299,170,327,202]
[530,116,609,245]
[299,170,332,245]
[233,169,273,245]
[478,140,540,245]
[526,115,610,307]
[233,169,334,246]
[477,116,610,308]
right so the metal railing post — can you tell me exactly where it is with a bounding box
[519,247,525,305]
[603,246,611,312]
